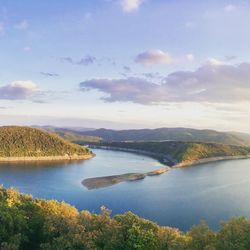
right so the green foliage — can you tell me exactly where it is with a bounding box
[99,141,250,164]
[216,217,250,250]
[0,126,92,157]
[157,226,190,250]
[114,212,159,250]
[187,221,216,250]
[0,186,250,249]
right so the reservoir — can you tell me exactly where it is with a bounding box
[0,148,250,231]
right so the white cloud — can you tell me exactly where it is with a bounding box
[80,62,250,105]
[186,54,194,61]
[0,81,39,100]
[207,58,224,65]
[15,20,29,30]
[224,4,236,12]
[120,0,144,12]
[135,49,194,66]
[135,49,175,66]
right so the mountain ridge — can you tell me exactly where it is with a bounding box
[81,127,250,146]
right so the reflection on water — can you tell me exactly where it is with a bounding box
[0,149,250,231]
[0,159,85,169]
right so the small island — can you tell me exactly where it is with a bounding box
[0,126,93,162]
[82,167,170,190]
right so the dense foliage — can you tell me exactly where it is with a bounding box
[81,127,250,146]
[97,141,250,163]
[0,186,249,249]
[0,126,91,157]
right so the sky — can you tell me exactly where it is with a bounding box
[0,0,250,132]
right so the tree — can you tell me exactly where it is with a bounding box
[216,217,250,250]
[158,226,190,250]
[187,220,216,250]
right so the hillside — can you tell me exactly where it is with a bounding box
[34,126,102,143]
[97,141,250,165]
[0,126,92,158]
[81,127,250,146]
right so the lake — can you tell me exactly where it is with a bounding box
[0,148,250,231]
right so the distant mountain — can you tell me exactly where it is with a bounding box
[33,125,95,133]
[81,127,250,146]
[0,126,92,158]
[33,126,250,146]
[33,126,101,143]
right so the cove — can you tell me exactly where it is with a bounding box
[0,149,250,231]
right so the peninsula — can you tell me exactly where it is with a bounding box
[0,126,93,162]
[82,141,250,189]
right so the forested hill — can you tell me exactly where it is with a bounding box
[0,126,92,157]
[81,127,250,146]
[97,141,250,165]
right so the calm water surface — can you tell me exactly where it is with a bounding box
[0,149,250,231]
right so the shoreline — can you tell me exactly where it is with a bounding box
[0,153,94,163]
[90,145,250,168]
[89,145,177,165]
[82,151,250,190]
[174,155,250,168]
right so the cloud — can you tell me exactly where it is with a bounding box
[77,55,96,65]
[142,72,163,80]
[80,77,158,103]
[120,0,144,12]
[186,54,194,61]
[80,62,250,105]
[207,57,224,65]
[135,49,194,66]
[40,72,59,77]
[0,81,39,100]
[61,57,73,63]
[61,55,96,66]
[224,4,236,12]
[15,20,29,30]
[123,66,131,72]
[135,49,175,66]
[225,55,237,61]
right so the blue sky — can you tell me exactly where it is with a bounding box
[0,0,250,132]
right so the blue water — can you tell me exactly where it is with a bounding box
[0,149,250,231]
